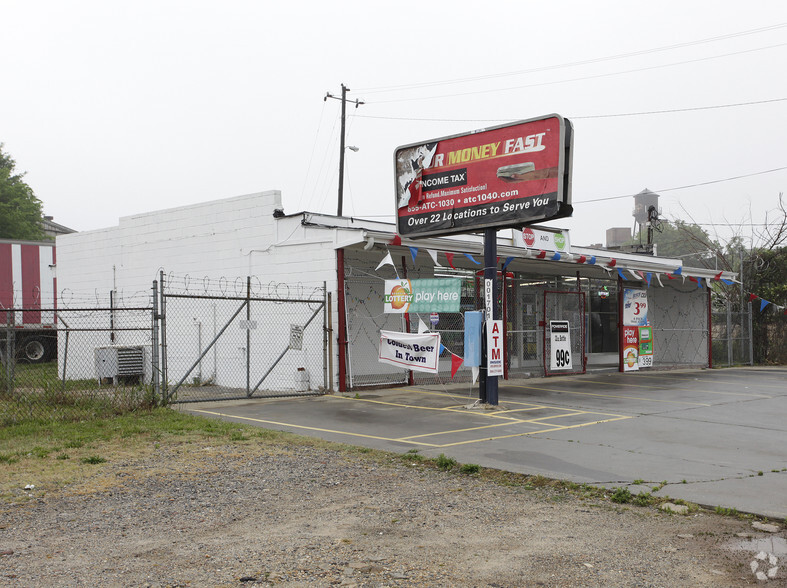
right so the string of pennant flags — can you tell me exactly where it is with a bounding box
[375,234,787,317]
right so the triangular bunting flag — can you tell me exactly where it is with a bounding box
[502,256,515,270]
[375,252,394,271]
[471,366,479,384]
[607,259,617,268]
[656,273,664,287]
[439,343,446,355]
[390,235,402,246]
[666,273,677,280]
[721,278,734,285]
[646,272,652,287]
[588,256,597,265]
[552,252,561,261]
[760,299,770,311]
[418,317,430,334]
[617,268,627,280]
[748,293,757,302]
[427,249,442,267]
[445,252,456,269]
[536,250,547,259]
[576,255,587,264]
[714,272,723,281]
[409,247,418,263]
[464,253,481,265]
[673,266,682,275]
[450,353,464,379]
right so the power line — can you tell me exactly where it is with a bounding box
[351,97,787,124]
[368,43,787,104]
[575,167,787,204]
[356,23,787,94]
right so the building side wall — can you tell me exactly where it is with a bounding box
[55,191,341,388]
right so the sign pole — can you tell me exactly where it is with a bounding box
[480,228,499,405]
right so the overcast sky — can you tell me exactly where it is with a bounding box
[2,1,786,248]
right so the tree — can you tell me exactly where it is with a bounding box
[0,144,44,240]
[627,219,722,268]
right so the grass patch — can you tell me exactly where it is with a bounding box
[459,463,480,475]
[610,487,633,504]
[435,453,457,471]
[0,407,305,503]
[80,456,107,465]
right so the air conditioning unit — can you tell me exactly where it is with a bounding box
[95,345,151,386]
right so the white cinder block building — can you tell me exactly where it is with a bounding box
[56,190,734,395]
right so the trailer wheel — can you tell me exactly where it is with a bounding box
[20,338,48,363]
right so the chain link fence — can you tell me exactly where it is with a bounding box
[711,299,753,367]
[2,305,156,426]
[160,273,328,403]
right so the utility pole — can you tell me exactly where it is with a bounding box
[325,84,364,217]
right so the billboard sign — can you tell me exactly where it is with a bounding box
[394,114,573,238]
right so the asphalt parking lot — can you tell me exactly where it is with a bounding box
[181,366,787,519]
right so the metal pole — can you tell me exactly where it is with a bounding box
[322,281,328,391]
[747,301,754,365]
[246,276,251,396]
[337,84,347,216]
[327,292,334,393]
[726,297,733,367]
[479,228,498,405]
[151,280,160,403]
[159,271,168,400]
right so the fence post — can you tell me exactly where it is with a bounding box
[159,271,168,401]
[322,281,328,391]
[748,301,754,365]
[246,276,251,396]
[327,292,334,393]
[151,280,161,404]
[3,311,14,393]
[726,297,732,367]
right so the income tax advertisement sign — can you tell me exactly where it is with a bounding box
[384,279,461,314]
[394,114,574,238]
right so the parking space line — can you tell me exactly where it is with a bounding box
[190,394,634,449]
[509,384,711,406]
[189,409,443,446]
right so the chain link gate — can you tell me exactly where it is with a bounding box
[711,299,754,367]
[160,274,328,403]
[543,290,586,376]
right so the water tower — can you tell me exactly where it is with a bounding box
[632,189,660,253]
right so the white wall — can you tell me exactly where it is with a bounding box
[55,191,344,389]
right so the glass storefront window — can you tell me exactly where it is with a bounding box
[587,279,618,353]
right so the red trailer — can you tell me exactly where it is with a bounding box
[0,239,58,363]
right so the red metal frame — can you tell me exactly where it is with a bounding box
[336,248,348,392]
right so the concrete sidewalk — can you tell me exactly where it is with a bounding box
[180,366,787,520]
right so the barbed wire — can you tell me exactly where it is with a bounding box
[160,271,325,301]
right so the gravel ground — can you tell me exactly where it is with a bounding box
[0,441,782,587]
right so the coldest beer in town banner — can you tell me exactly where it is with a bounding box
[394,115,573,238]
[378,330,441,374]
[384,279,461,313]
